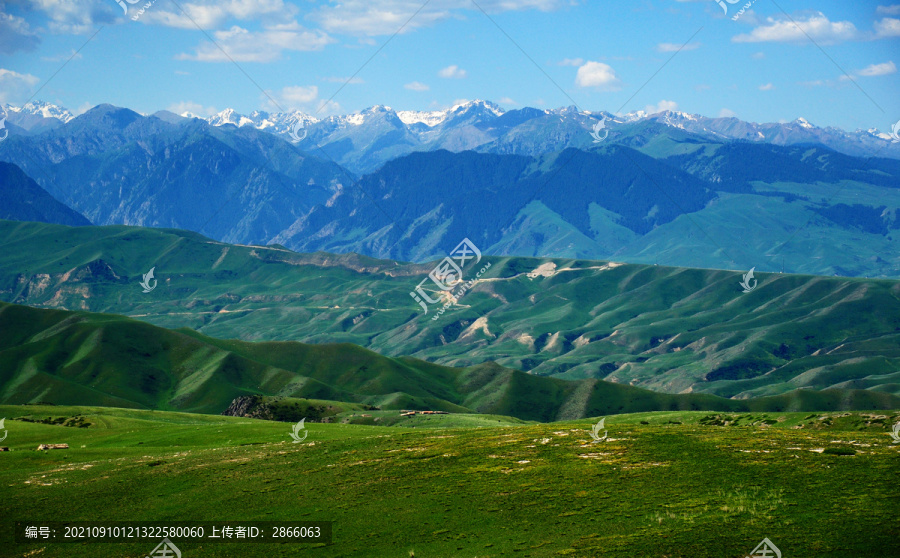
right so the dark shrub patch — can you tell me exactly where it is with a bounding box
[823,447,856,456]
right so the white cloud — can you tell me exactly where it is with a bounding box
[644,100,678,114]
[835,60,897,83]
[167,101,217,117]
[558,57,583,66]
[30,0,115,34]
[574,61,621,90]
[733,12,858,44]
[751,51,765,59]
[404,81,429,91]
[758,83,775,91]
[718,108,737,118]
[0,10,39,54]
[856,60,896,77]
[438,65,467,79]
[309,0,566,36]
[0,68,40,103]
[140,0,296,30]
[311,2,445,36]
[876,5,900,16]
[498,96,517,105]
[656,42,700,52]
[177,22,334,62]
[874,17,900,38]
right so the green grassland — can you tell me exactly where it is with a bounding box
[221,395,533,428]
[2,405,899,557]
[2,219,899,402]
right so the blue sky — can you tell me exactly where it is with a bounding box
[1,0,898,131]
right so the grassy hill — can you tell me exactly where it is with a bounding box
[3,404,898,557]
[2,220,899,402]
[2,301,899,418]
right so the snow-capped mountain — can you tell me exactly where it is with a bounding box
[197,101,900,171]
[188,108,320,136]
[193,100,503,134]
[6,99,900,171]
[626,110,895,159]
[173,100,900,163]
[396,108,451,127]
[2,101,75,133]
[181,100,511,172]
[8,100,75,123]
[205,108,256,128]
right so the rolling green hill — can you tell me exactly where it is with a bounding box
[2,301,899,418]
[2,220,899,402]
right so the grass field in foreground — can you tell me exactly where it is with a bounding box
[2,405,899,557]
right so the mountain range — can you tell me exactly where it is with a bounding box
[1,101,899,277]
[6,100,899,174]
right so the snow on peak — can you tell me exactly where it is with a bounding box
[397,100,504,127]
[794,117,815,129]
[669,110,698,121]
[622,110,647,123]
[332,105,398,126]
[208,108,256,128]
[450,99,505,116]
[344,113,366,126]
[199,108,318,133]
[7,100,75,122]
[397,108,449,127]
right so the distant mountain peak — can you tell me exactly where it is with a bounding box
[365,104,394,113]
[208,107,257,128]
[396,108,447,127]
[5,100,75,123]
[622,110,648,122]
[395,100,505,128]
[450,99,505,115]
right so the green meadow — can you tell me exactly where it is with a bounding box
[3,405,899,557]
